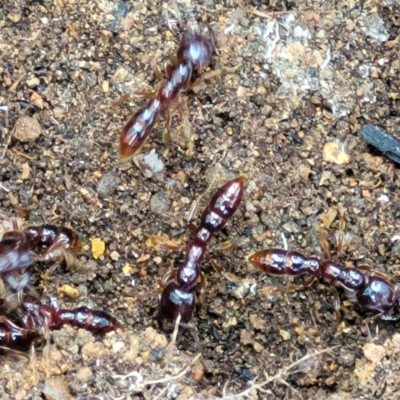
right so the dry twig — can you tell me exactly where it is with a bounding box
[222,346,339,399]
[112,353,202,396]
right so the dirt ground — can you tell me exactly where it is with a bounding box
[1,0,400,399]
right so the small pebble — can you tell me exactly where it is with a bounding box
[112,341,126,352]
[363,343,386,363]
[279,329,291,341]
[14,115,41,142]
[76,367,93,383]
[97,172,119,197]
[150,191,171,214]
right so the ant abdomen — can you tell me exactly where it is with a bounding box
[58,306,121,334]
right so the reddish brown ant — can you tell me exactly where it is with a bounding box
[158,176,244,338]
[0,315,41,351]
[248,248,398,321]
[24,224,81,264]
[0,224,81,292]
[119,25,216,159]
[0,297,120,352]
[20,296,121,335]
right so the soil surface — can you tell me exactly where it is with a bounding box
[1,1,400,399]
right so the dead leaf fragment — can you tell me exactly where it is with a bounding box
[136,253,150,263]
[145,232,180,250]
[14,115,42,142]
[30,91,44,108]
[90,237,105,259]
[323,142,350,165]
[58,284,80,299]
[7,12,21,22]
[319,207,338,228]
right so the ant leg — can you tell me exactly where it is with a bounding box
[0,316,25,331]
[157,243,180,252]
[166,313,182,353]
[284,276,315,293]
[211,260,241,283]
[162,269,178,286]
[193,274,206,312]
[0,277,6,299]
[186,177,217,229]
[41,316,53,377]
[175,95,193,155]
[283,283,298,293]
[356,264,371,272]
[302,275,316,288]
[319,229,331,262]
[357,265,390,280]
[280,232,289,251]
[284,276,314,292]
[0,346,30,359]
[4,271,31,293]
[30,342,39,383]
[188,321,203,353]
[189,69,220,92]
[212,240,233,252]
[331,287,342,326]
[162,108,172,157]
[165,56,178,79]
[11,217,21,232]
[111,90,155,108]
[361,323,373,342]
[40,239,68,263]
[197,271,207,294]
[152,63,164,81]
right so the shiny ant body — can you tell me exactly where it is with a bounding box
[158,177,244,329]
[0,296,120,351]
[248,248,398,320]
[0,316,41,351]
[0,224,80,291]
[21,296,121,335]
[119,25,215,159]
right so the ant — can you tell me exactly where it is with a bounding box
[0,296,120,353]
[158,177,244,345]
[248,246,398,322]
[20,296,121,335]
[119,25,216,159]
[0,224,81,292]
